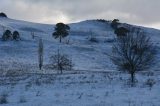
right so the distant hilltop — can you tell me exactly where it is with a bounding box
[0,12,7,18]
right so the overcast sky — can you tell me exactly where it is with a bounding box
[0,0,160,29]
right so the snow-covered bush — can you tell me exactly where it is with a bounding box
[2,30,12,41]
[13,31,20,40]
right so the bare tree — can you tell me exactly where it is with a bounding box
[49,50,73,74]
[110,29,155,83]
[38,38,43,70]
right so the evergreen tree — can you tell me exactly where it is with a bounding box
[0,12,7,18]
[52,23,70,43]
[111,19,120,29]
[2,30,12,41]
[114,27,129,37]
[13,31,20,40]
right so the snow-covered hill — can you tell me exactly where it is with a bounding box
[0,17,160,106]
[0,18,114,73]
[0,17,160,73]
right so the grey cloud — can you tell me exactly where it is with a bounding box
[0,0,160,28]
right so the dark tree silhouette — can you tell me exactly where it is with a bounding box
[13,31,20,40]
[2,30,12,41]
[111,19,120,29]
[0,12,7,18]
[52,23,70,43]
[110,29,155,83]
[114,27,129,37]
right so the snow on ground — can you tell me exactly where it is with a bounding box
[0,72,160,106]
[0,18,116,72]
[0,17,160,106]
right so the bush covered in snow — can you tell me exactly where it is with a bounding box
[2,30,12,41]
[13,31,20,40]
[2,30,21,41]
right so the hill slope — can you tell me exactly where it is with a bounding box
[0,18,160,106]
[0,18,160,73]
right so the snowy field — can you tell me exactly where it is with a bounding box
[0,17,160,106]
[0,71,160,106]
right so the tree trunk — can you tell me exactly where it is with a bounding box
[60,36,62,43]
[38,39,43,70]
[39,63,42,70]
[60,69,62,74]
[60,66,63,74]
[131,72,135,84]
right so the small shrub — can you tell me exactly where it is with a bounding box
[104,38,115,43]
[19,96,26,103]
[0,93,8,104]
[89,37,98,43]
[145,78,156,90]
